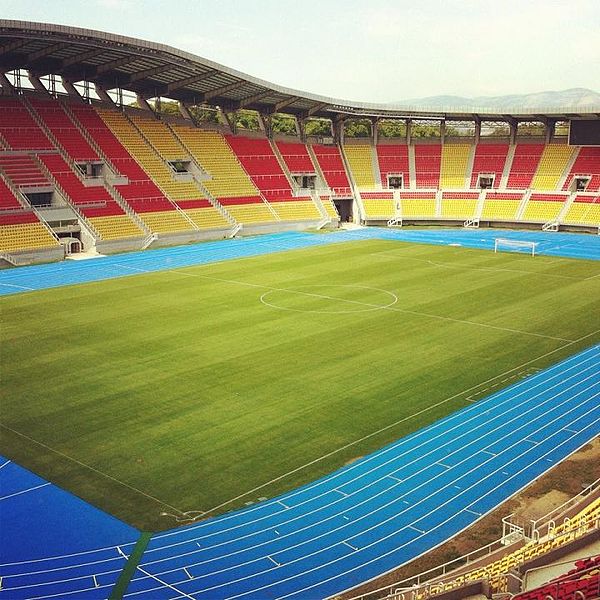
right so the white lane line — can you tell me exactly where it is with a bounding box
[139,349,600,569]
[0,482,50,501]
[129,386,599,595]
[131,388,594,592]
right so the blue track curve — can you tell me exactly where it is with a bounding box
[116,344,600,600]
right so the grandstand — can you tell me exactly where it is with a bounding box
[0,18,599,600]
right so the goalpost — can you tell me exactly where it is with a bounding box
[494,238,537,257]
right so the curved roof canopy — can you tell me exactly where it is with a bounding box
[0,20,598,121]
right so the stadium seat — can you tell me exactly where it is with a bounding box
[276,141,316,173]
[29,98,99,161]
[440,144,471,188]
[562,147,600,192]
[0,98,54,150]
[480,191,524,221]
[531,145,576,190]
[225,135,293,201]
[414,144,441,188]
[470,143,509,188]
[376,144,410,188]
[361,191,396,218]
[521,193,568,222]
[440,191,479,219]
[400,191,437,217]
[344,144,377,188]
[563,194,600,226]
[311,144,352,195]
[507,143,545,189]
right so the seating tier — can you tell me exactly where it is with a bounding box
[376,144,409,187]
[470,144,509,188]
[531,145,575,190]
[414,145,441,188]
[440,144,471,188]
[344,144,377,188]
[507,143,545,188]
[276,141,315,173]
[225,136,292,200]
[29,99,98,161]
[311,144,351,195]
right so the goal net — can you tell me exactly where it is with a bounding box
[494,238,537,257]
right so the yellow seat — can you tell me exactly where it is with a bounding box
[344,144,377,188]
[440,144,471,188]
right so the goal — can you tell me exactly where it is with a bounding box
[494,238,537,257]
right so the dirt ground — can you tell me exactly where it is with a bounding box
[339,437,600,599]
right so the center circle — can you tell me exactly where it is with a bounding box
[260,284,398,314]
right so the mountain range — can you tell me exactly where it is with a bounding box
[391,88,600,111]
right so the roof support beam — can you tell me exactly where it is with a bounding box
[236,90,271,109]
[124,63,173,84]
[158,69,219,95]
[27,42,69,63]
[273,96,299,112]
[0,39,30,56]
[307,102,330,117]
[94,54,140,77]
[203,80,245,101]
[0,71,16,93]
[61,47,107,70]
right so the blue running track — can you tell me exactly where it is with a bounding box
[0,456,138,599]
[3,344,597,599]
[119,344,600,600]
[0,229,599,297]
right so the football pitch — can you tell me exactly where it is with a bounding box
[2,238,599,531]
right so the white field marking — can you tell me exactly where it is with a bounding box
[7,344,594,584]
[267,556,280,567]
[149,340,600,541]
[370,252,589,281]
[114,265,150,274]
[129,380,599,589]
[120,370,596,596]
[135,566,195,600]
[172,268,573,342]
[0,423,185,516]
[0,460,11,470]
[343,541,358,552]
[0,482,50,501]
[260,285,398,315]
[144,354,598,561]
[92,575,99,588]
[229,414,600,600]
[0,283,35,291]
[585,272,600,280]
[128,366,598,583]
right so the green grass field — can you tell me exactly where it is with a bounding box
[1,239,599,531]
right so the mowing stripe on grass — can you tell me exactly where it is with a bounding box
[109,532,152,600]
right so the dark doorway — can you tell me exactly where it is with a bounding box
[334,199,353,222]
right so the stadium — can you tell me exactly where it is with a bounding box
[0,12,599,600]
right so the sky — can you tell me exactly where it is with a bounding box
[2,0,599,103]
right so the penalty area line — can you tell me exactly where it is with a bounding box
[0,423,186,517]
